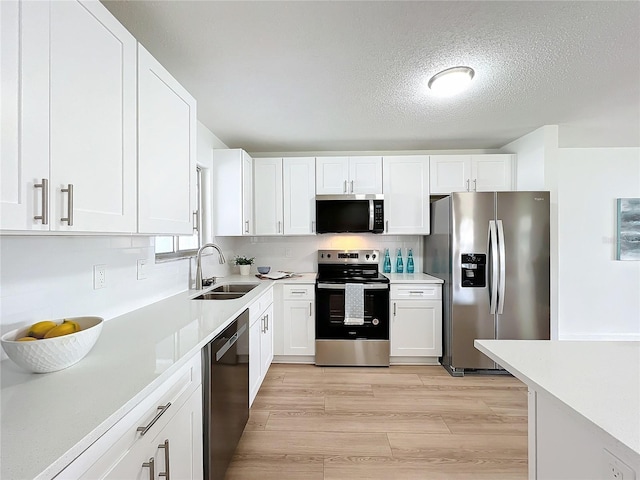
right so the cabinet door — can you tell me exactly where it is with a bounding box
[242,151,254,235]
[471,154,513,191]
[261,303,274,376]
[254,158,283,235]
[316,157,349,194]
[138,44,196,235]
[382,155,430,234]
[282,300,315,356]
[283,157,316,235]
[429,155,471,194]
[391,300,442,357]
[249,317,262,406]
[349,156,383,194]
[150,386,204,480]
[0,1,50,231]
[49,0,137,233]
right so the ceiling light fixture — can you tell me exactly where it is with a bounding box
[428,66,475,96]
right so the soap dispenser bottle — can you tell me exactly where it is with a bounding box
[396,248,403,273]
[383,248,391,273]
[407,248,415,273]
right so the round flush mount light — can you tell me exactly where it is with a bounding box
[428,66,475,96]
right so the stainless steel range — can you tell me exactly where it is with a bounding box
[315,250,390,367]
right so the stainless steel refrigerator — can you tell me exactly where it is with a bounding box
[424,192,550,376]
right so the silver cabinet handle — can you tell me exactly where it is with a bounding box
[34,178,48,225]
[265,313,269,331]
[309,302,312,316]
[244,220,249,233]
[473,179,477,191]
[350,180,354,193]
[385,220,389,233]
[311,221,316,233]
[158,439,170,480]
[261,315,266,334]
[278,221,282,233]
[137,402,171,436]
[466,179,470,191]
[193,210,199,231]
[61,184,73,226]
[393,302,396,317]
[343,180,347,193]
[142,457,155,480]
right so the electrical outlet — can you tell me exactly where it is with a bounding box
[137,259,148,280]
[603,449,636,480]
[93,264,106,289]
[285,248,292,258]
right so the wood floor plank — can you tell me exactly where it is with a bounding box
[258,383,374,397]
[419,373,527,389]
[265,411,451,434]
[245,410,269,431]
[283,371,424,386]
[323,456,528,480]
[441,414,528,436]
[226,454,324,480]
[326,395,494,415]
[235,431,393,456]
[387,432,528,459]
[251,394,326,412]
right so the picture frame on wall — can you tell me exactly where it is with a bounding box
[616,198,640,261]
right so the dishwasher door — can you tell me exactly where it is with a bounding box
[202,309,249,480]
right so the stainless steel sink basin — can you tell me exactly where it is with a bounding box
[193,292,245,300]
[210,283,258,293]
[192,283,259,300]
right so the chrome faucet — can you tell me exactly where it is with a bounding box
[195,243,226,290]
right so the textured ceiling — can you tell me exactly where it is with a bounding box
[102,1,640,152]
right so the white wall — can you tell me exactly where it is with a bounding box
[556,147,640,340]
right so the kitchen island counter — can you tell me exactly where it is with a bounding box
[475,339,640,477]
[0,274,312,480]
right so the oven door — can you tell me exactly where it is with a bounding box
[315,283,389,340]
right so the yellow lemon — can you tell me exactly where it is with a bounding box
[27,320,58,339]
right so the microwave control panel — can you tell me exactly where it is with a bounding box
[461,253,486,287]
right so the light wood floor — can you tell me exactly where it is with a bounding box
[227,364,528,480]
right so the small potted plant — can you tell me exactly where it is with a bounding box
[233,255,255,276]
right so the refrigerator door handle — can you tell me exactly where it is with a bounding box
[497,219,506,315]
[488,220,498,314]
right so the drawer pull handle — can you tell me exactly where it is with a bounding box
[137,402,171,436]
[409,291,426,294]
[291,290,306,294]
[159,439,170,480]
[142,457,154,479]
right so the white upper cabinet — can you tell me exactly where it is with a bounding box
[213,149,253,236]
[254,157,316,236]
[430,154,514,194]
[316,156,382,194]
[254,158,284,235]
[283,157,316,235]
[382,155,430,234]
[1,0,137,233]
[138,44,197,235]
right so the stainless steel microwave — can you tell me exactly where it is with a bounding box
[315,194,384,233]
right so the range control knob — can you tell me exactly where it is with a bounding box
[365,254,370,260]
[372,254,377,260]
[372,318,380,326]
[327,254,331,258]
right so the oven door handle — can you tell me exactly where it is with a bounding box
[317,283,389,290]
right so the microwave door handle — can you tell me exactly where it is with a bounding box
[369,200,374,230]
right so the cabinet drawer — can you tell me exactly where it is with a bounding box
[283,284,314,300]
[391,284,441,300]
[57,353,201,479]
[250,287,274,325]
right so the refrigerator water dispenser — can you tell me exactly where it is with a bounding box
[461,253,486,287]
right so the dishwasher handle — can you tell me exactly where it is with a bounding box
[215,323,247,361]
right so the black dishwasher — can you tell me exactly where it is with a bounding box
[202,309,249,480]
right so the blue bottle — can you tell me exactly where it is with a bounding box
[383,248,391,273]
[407,248,415,273]
[396,248,403,273]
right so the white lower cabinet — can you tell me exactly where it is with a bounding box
[390,284,443,360]
[249,288,274,406]
[58,353,203,480]
[280,284,315,357]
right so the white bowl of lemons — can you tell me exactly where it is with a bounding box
[1,316,103,373]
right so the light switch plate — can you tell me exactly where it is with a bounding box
[137,259,148,280]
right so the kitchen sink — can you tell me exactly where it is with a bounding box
[192,283,259,300]
[210,283,258,293]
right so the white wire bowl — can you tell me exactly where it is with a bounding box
[1,316,103,373]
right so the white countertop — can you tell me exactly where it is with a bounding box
[385,273,444,284]
[474,339,640,456]
[0,273,312,480]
